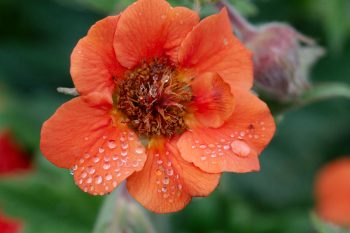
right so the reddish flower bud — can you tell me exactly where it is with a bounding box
[216,0,325,101]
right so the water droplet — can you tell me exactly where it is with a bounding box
[93,156,100,163]
[112,181,117,187]
[71,165,78,171]
[86,177,92,184]
[95,176,103,184]
[163,177,170,185]
[223,145,230,150]
[177,184,183,190]
[108,140,116,149]
[199,145,207,149]
[98,147,105,153]
[112,155,118,161]
[167,168,174,176]
[161,74,171,83]
[104,155,110,162]
[121,150,128,157]
[121,142,128,150]
[79,158,84,164]
[161,187,167,193]
[105,174,113,181]
[200,156,207,161]
[157,160,163,165]
[231,140,251,157]
[81,172,87,178]
[156,169,162,176]
[132,161,139,168]
[103,163,111,170]
[87,166,95,175]
[135,146,145,154]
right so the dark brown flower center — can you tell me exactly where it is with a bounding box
[115,58,192,138]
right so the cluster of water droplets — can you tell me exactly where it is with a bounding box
[154,151,183,203]
[70,131,146,195]
[190,121,267,163]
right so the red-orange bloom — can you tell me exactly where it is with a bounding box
[0,131,31,175]
[315,157,350,227]
[0,212,22,233]
[40,0,275,213]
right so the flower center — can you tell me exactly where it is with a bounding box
[116,58,192,138]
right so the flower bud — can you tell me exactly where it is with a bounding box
[216,0,325,101]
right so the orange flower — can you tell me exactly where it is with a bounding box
[40,0,275,213]
[315,157,350,227]
[0,131,31,175]
[0,211,22,233]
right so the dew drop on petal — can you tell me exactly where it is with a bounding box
[108,140,117,149]
[230,140,251,157]
[135,146,145,154]
[95,176,103,184]
[105,174,113,181]
[81,172,88,179]
[103,163,111,170]
[93,156,100,163]
[98,147,105,153]
[163,177,170,185]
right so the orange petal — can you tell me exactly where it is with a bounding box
[114,0,199,68]
[72,126,147,196]
[127,138,220,213]
[164,7,199,62]
[177,91,275,173]
[315,157,350,226]
[40,96,147,195]
[179,9,253,92]
[40,96,112,168]
[190,72,234,128]
[71,16,125,96]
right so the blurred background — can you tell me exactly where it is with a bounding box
[0,0,349,232]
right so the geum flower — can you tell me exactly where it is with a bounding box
[0,130,31,175]
[315,157,350,227]
[40,0,275,213]
[0,212,22,233]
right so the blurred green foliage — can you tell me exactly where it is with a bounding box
[0,0,349,233]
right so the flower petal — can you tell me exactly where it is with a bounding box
[114,0,199,68]
[72,126,146,196]
[127,138,220,213]
[179,9,253,92]
[190,72,234,128]
[40,95,147,196]
[71,16,125,96]
[177,91,275,173]
[41,96,112,168]
[164,7,199,63]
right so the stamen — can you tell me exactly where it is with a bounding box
[116,58,192,137]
